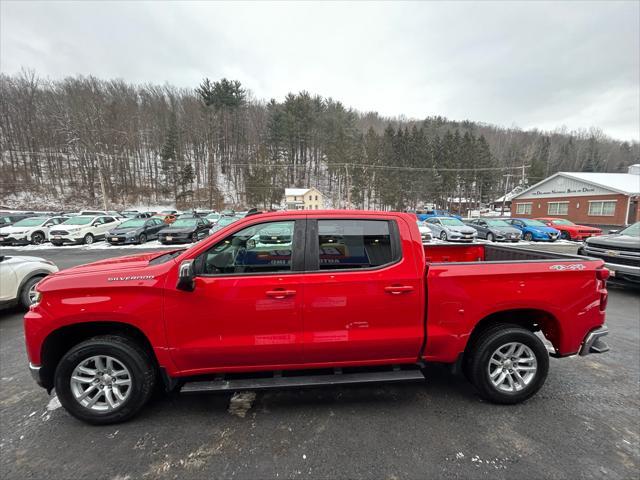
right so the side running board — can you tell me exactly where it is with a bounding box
[180,367,425,394]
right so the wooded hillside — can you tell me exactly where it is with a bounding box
[1,71,637,210]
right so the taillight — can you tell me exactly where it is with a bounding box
[596,268,610,281]
[596,268,609,311]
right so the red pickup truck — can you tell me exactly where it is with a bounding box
[25,210,610,424]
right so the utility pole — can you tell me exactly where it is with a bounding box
[345,164,351,209]
[500,172,512,216]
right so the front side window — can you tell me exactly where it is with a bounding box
[548,202,569,215]
[197,221,295,275]
[588,201,616,216]
[316,220,394,270]
[516,203,532,215]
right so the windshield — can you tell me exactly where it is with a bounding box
[551,219,574,226]
[63,216,94,225]
[172,219,198,228]
[521,219,546,227]
[486,220,511,227]
[119,219,145,228]
[620,222,640,237]
[207,213,221,220]
[440,218,465,226]
[12,217,45,227]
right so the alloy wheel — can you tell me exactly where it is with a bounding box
[487,342,537,393]
[70,355,132,412]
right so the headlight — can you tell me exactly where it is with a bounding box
[126,231,137,236]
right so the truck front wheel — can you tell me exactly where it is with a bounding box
[54,335,156,424]
[467,326,549,404]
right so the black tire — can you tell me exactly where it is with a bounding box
[466,325,549,404]
[191,232,198,243]
[523,232,533,242]
[31,231,45,245]
[51,241,63,247]
[486,232,494,242]
[83,233,94,245]
[440,231,448,241]
[560,231,571,241]
[138,233,147,244]
[19,275,44,309]
[54,335,156,425]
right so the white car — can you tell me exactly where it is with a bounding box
[49,215,121,246]
[0,255,58,309]
[416,220,433,243]
[0,216,68,246]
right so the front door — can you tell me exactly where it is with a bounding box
[164,219,306,373]
[301,217,424,365]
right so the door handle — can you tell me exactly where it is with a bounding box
[266,289,296,299]
[384,285,414,294]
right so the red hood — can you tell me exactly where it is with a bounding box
[55,251,169,276]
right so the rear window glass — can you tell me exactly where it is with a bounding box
[317,220,394,270]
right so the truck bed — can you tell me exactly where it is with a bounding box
[422,243,606,363]
[423,243,582,264]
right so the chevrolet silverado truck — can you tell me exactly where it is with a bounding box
[25,211,610,424]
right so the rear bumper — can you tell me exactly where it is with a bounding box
[579,326,610,356]
[29,362,44,387]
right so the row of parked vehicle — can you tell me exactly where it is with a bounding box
[0,208,251,246]
[416,215,604,243]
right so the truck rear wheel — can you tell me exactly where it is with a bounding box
[54,335,156,425]
[466,326,549,404]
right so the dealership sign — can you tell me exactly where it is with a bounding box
[518,175,611,199]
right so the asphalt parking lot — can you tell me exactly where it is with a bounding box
[1,247,638,479]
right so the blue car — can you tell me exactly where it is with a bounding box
[416,209,462,222]
[509,218,561,242]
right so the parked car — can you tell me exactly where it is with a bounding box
[205,212,222,224]
[0,255,58,309]
[508,218,561,242]
[465,218,521,242]
[25,211,610,424]
[425,216,478,242]
[578,222,640,284]
[416,220,433,243]
[134,212,155,219]
[535,218,602,241]
[106,217,166,245]
[159,209,178,215]
[416,209,462,221]
[159,217,210,244]
[79,210,108,216]
[49,215,121,245]
[0,216,68,245]
[121,210,140,218]
[0,213,37,228]
[209,215,242,234]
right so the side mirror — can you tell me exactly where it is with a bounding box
[177,259,195,291]
[608,229,620,234]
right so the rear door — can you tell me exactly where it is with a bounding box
[301,216,424,364]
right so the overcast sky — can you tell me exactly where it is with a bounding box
[1,0,638,141]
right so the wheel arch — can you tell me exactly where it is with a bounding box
[463,308,560,357]
[39,321,158,392]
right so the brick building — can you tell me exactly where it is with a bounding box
[510,164,640,227]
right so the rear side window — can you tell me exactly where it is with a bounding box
[316,220,396,270]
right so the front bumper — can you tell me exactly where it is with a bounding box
[50,235,84,244]
[107,235,139,245]
[0,234,29,245]
[160,236,191,244]
[579,326,610,356]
